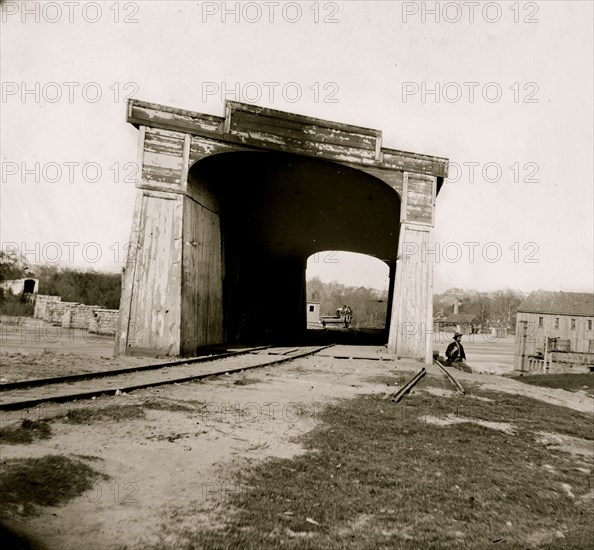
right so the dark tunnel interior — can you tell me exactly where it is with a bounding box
[189,152,401,345]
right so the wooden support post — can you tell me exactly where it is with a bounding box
[116,127,187,356]
[515,320,528,371]
[387,222,434,363]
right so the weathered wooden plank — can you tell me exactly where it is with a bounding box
[406,204,433,224]
[143,151,183,171]
[226,100,381,138]
[231,110,378,151]
[229,127,377,160]
[144,128,186,156]
[408,176,434,194]
[405,174,436,225]
[141,166,182,186]
[228,130,376,165]
[129,102,225,136]
[383,149,448,178]
[407,190,433,206]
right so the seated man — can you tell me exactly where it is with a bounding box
[445,332,466,366]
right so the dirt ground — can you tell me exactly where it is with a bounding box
[0,317,519,384]
[1,343,593,549]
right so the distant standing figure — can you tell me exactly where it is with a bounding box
[344,306,353,328]
[445,332,466,366]
[339,305,347,326]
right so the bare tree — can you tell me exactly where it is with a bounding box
[491,289,523,331]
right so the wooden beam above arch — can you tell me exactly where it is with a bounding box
[127,99,449,179]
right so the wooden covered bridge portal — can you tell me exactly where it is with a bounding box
[116,100,449,363]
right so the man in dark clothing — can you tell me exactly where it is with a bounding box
[344,306,353,328]
[445,332,466,366]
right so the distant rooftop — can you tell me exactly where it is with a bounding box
[517,291,594,317]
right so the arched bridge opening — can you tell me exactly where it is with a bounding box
[305,251,392,345]
[189,152,400,345]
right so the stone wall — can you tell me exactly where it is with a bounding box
[47,301,79,325]
[33,294,119,336]
[34,295,62,319]
[88,309,119,336]
[62,304,100,330]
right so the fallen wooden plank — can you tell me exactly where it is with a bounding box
[434,360,466,395]
[388,368,426,403]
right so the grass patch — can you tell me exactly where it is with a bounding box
[0,455,108,516]
[0,296,34,317]
[513,373,594,396]
[168,390,593,549]
[463,385,593,441]
[0,419,52,445]
[61,404,146,424]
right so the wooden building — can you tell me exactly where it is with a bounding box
[515,291,594,373]
[116,99,449,362]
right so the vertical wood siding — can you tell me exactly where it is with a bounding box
[125,193,183,355]
[180,196,224,354]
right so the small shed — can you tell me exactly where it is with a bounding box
[306,300,321,326]
[0,278,39,295]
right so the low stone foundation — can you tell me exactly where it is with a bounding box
[88,309,119,336]
[33,295,61,320]
[32,294,119,336]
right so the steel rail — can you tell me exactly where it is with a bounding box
[0,345,334,411]
[0,346,274,392]
[389,367,426,403]
[434,360,466,395]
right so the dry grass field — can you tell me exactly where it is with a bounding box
[1,339,592,549]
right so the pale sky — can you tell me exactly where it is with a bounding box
[1,1,593,294]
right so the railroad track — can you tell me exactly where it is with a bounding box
[0,345,334,411]
[387,361,467,403]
